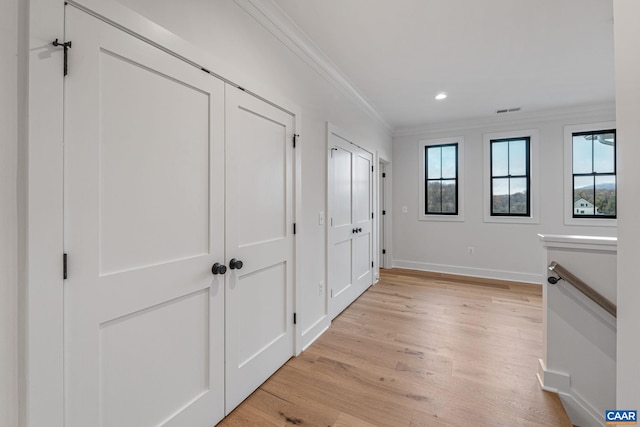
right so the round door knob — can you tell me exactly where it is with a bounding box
[211,263,227,275]
[229,258,244,270]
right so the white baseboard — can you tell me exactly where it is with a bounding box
[537,359,605,427]
[537,359,571,392]
[391,259,544,284]
[300,315,330,352]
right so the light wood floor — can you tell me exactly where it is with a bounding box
[218,268,572,427]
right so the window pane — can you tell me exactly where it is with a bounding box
[427,146,441,179]
[573,135,592,174]
[427,181,442,212]
[492,178,509,213]
[510,178,527,214]
[593,133,615,173]
[509,140,527,176]
[491,141,508,177]
[441,180,457,213]
[595,175,616,216]
[441,145,457,179]
[574,175,594,212]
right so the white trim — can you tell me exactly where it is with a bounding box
[301,320,330,352]
[537,359,606,427]
[391,259,542,284]
[538,233,617,252]
[378,158,392,270]
[232,0,392,133]
[25,0,66,425]
[482,129,540,224]
[537,359,571,393]
[293,111,303,356]
[395,101,615,137]
[418,136,465,222]
[563,121,617,227]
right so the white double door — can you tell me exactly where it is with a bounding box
[328,130,374,319]
[64,7,294,426]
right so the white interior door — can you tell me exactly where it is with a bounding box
[328,144,355,318]
[353,150,373,295]
[224,86,295,413]
[64,7,225,426]
[328,130,373,319]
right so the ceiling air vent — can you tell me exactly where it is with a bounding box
[496,107,521,114]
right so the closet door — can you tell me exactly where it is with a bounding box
[353,149,373,296]
[328,130,373,319]
[64,7,225,426]
[224,86,295,413]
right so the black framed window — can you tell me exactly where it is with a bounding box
[572,129,616,218]
[425,143,458,215]
[490,137,530,216]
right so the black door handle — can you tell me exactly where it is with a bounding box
[358,228,362,233]
[212,263,227,275]
[229,258,244,270]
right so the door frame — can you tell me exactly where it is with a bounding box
[326,122,375,319]
[378,158,392,270]
[23,1,303,425]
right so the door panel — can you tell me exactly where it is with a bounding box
[235,108,287,247]
[354,152,373,294]
[332,148,353,227]
[331,240,353,299]
[328,130,373,319]
[99,289,210,427]
[225,87,294,413]
[65,8,225,426]
[328,146,355,317]
[98,50,210,275]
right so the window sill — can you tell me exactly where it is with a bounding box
[564,217,617,227]
[484,215,539,225]
[419,214,464,222]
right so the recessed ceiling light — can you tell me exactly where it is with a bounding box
[435,92,447,100]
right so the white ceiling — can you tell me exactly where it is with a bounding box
[271,0,615,131]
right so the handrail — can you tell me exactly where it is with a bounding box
[548,261,617,318]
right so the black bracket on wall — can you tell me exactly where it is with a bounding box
[52,38,72,76]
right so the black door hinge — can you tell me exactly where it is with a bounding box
[293,134,299,148]
[371,261,374,268]
[382,172,386,178]
[293,313,297,324]
[63,253,68,280]
[52,39,72,76]
[293,223,296,235]
[371,212,374,219]
[371,166,374,172]
[382,249,386,254]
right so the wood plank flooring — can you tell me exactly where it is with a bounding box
[218,268,572,427]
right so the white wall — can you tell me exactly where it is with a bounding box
[614,0,640,410]
[392,108,616,284]
[0,0,19,425]
[539,235,616,427]
[76,0,393,346]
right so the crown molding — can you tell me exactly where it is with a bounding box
[233,0,393,133]
[394,101,616,137]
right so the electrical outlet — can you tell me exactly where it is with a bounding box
[319,280,325,295]
[467,246,475,255]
